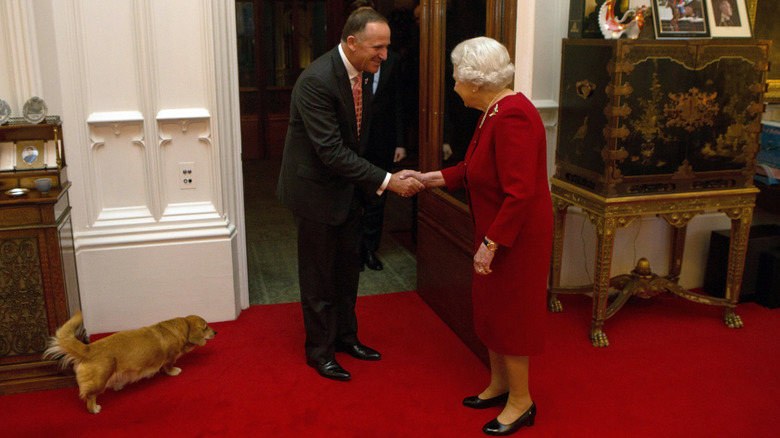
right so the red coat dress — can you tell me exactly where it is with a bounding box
[440,92,552,356]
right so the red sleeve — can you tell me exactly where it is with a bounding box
[487,108,545,247]
[441,162,466,192]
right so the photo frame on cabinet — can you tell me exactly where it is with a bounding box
[706,0,751,37]
[568,0,604,38]
[652,0,710,38]
[570,1,652,39]
[15,140,47,169]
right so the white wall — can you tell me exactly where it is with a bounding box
[518,0,730,290]
[1,0,248,333]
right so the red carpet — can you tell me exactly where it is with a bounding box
[2,291,779,437]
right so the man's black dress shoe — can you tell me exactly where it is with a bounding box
[306,359,351,381]
[335,342,381,361]
[482,402,536,436]
[462,392,509,409]
[363,250,383,271]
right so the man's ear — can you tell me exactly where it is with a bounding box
[346,35,359,52]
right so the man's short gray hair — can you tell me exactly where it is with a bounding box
[451,37,515,91]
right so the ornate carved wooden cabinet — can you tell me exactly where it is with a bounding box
[550,39,771,346]
[556,39,769,195]
[0,118,81,394]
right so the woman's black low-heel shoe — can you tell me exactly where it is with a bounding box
[482,402,536,436]
[462,392,509,409]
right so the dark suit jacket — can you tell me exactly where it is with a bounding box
[364,50,406,172]
[277,46,387,226]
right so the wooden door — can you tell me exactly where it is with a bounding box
[236,0,344,160]
[416,0,515,364]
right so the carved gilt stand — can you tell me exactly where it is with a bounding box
[548,178,757,347]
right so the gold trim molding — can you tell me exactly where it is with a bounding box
[548,178,756,347]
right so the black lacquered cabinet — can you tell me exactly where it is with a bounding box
[556,39,770,197]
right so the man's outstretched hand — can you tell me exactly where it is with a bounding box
[387,170,425,197]
[399,170,445,189]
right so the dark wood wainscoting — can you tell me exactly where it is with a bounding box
[416,190,488,365]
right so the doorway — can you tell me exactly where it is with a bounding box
[235,0,341,160]
[235,0,420,305]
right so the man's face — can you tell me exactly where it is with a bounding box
[346,22,390,73]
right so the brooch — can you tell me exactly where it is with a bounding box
[478,104,500,129]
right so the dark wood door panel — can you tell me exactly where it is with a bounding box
[416,213,488,365]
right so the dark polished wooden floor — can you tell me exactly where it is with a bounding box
[242,159,417,305]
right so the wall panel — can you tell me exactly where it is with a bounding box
[157,110,215,214]
[89,121,149,216]
[151,0,209,110]
[81,0,140,113]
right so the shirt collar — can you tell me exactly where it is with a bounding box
[338,43,361,83]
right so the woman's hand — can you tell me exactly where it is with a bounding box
[473,243,495,275]
[400,170,446,188]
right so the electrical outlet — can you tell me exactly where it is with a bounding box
[178,162,196,190]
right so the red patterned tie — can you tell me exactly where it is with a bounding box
[352,75,362,137]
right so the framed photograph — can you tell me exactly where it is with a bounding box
[568,0,604,39]
[707,0,751,37]
[652,0,710,38]
[15,140,47,169]
[570,1,656,38]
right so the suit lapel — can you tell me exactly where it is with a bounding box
[367,72,377,101]
[376,65,388,98]
[332,48,359,142]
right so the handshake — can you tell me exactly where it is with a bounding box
[386,170,440,198]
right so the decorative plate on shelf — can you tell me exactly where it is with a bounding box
[22,96,48,124]
[0,99,11,125]
[5,188,30,197]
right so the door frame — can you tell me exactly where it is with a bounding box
[416,0,516,364]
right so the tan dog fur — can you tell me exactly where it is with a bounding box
[44,311,216,414]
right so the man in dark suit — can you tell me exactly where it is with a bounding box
[276,8,423,381]
[360,49,407,271]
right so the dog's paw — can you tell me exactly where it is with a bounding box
[111,383,125,391]
[164,366,182,376]
[87,403,102,414]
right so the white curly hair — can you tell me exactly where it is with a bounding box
[450,37,514,91]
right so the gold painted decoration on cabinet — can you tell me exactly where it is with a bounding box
[0,237,48,357]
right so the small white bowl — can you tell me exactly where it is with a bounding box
[34,178,53,194]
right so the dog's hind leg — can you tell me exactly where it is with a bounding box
[79,382,104,414]
[76,363,112,414]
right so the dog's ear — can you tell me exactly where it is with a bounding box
[185,315,208,346]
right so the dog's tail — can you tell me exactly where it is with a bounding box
[43,311,89,369]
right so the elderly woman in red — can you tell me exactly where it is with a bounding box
[405,37,552,436]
